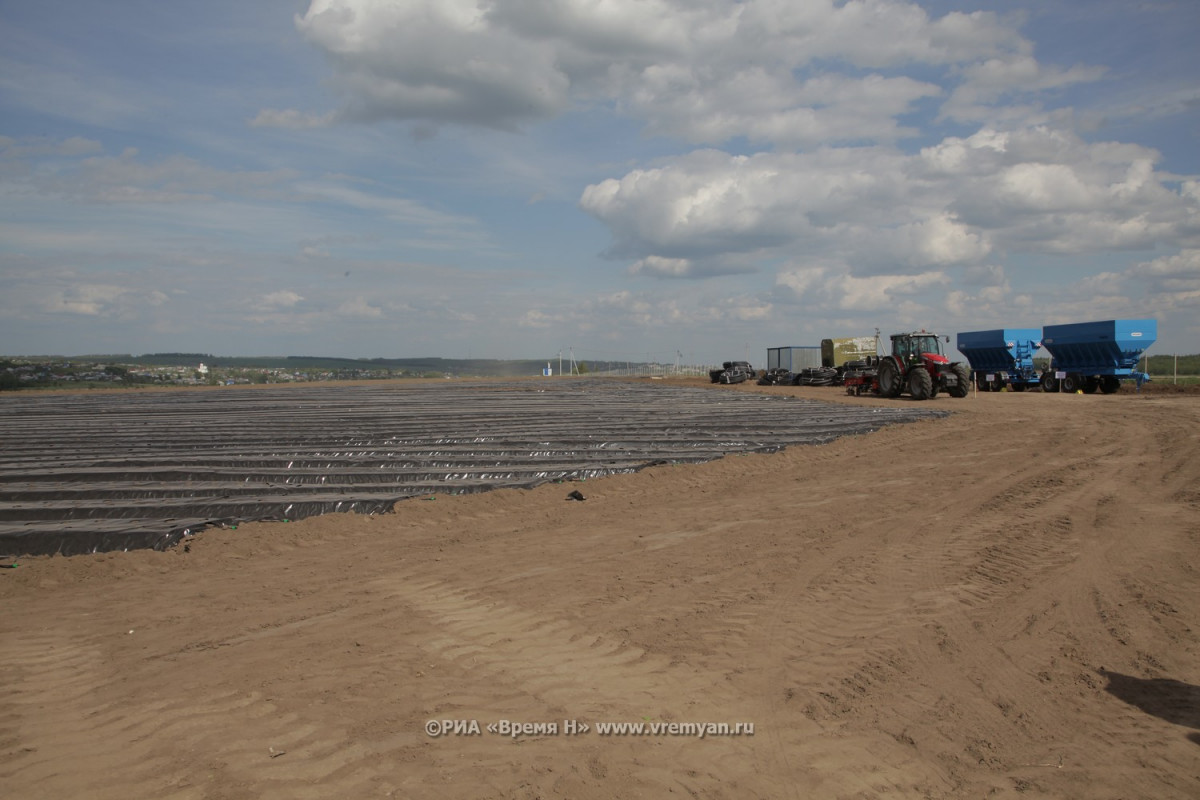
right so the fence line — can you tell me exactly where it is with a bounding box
[560,364,719,378]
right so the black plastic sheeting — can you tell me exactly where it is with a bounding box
[0,380,947,556]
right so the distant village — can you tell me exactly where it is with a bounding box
[0,358,415,391]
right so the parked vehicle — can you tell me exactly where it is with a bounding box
[709,361,757,384]
[844,331,969,400]
[956,329,1043,391]
[1038,319,1156,393]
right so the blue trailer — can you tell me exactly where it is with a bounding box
[956,328,1043,391]
[1039,319,1157,393]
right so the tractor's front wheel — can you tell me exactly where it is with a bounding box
[877,358,903,398]
[909,367,933,400]
[949,364,970,398]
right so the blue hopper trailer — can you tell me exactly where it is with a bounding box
[956,328,1043,391]
[1038,319,1157,394]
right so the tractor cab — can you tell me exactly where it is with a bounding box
[891,332,948,366]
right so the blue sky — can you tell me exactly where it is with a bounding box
[2,0,1198,364]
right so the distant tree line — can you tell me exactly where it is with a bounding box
[2,354,639,386]
[1145,353,1200,375]
[1029,354,1196,375]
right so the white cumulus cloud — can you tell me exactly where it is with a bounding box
[285,0,1045,142]
[261,290,305,309]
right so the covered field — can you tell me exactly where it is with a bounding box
[0,380,941,555]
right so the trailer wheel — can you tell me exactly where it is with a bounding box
[909,367,932,400]
[1040,373,1058,392]
[1083,377,1100,394]
[949,364,970,398]
[877,358,903,398]
[1100,376,1121,394]
[1062,373,1083,393]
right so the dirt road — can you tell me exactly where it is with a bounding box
[2,382,1198,799]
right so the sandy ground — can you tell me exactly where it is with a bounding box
[2,380,1198,799]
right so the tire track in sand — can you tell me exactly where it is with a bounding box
[740,406,1163,795]
[753,400,1200,796]
[0,625,415,800]
[371,573,779,799]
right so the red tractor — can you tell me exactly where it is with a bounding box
[877,331,970,400]
[844,331,970,400]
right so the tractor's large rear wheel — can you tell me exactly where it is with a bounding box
[877,358,903,398]
[909,367,933,400]
[949,364,970,398]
